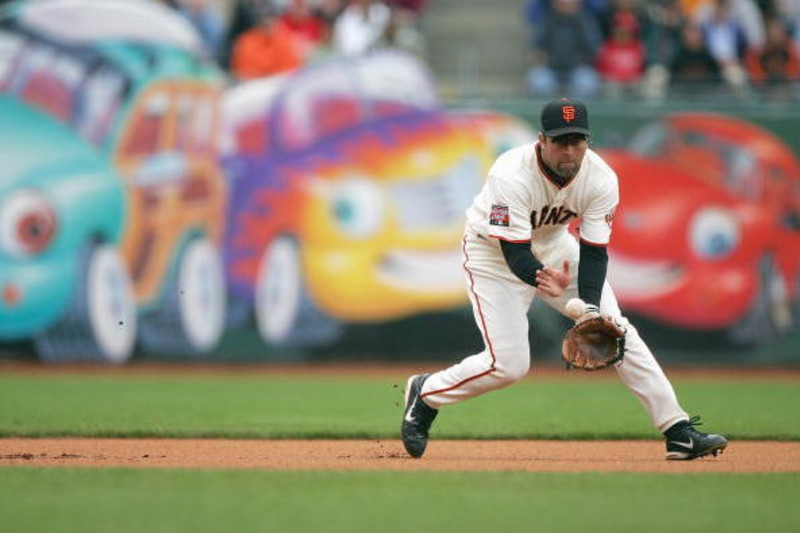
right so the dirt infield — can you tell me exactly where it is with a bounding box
[3,361,800,380]
[2,439,799,472]
[2,363,798,473]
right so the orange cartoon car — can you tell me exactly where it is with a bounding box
[0,0,227,361]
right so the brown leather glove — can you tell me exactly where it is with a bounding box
[561,315,626,371]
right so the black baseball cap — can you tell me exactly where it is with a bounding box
[540,98,590,138]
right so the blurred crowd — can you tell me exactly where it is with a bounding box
[156,0,426,81]
[525,0,800,101]
[11,0,789,102]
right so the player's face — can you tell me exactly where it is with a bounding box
[539,133,588,180]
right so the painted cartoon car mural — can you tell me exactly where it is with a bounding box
[0,0,227,362]
[222,51,535,348]
[603,113,800,343]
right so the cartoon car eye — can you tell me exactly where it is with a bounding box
[0,190,57,257]
[688,207,740,260]
[331,178,385,238]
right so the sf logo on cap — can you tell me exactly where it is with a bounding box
[562,105,576,122]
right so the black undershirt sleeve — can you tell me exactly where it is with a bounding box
[500,240,544,287]
[578,241,608,306]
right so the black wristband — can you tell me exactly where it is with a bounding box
[500,240,544,287]
[578,241,607,306]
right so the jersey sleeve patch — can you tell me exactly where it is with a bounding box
[489,204,510,227]
[605,206,616,228]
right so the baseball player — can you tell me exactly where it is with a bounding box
[401,98,728,461]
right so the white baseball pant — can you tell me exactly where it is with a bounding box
[420,230,689,432]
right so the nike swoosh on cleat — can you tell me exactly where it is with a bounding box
[404,398,417,423]
[669,437,693,449]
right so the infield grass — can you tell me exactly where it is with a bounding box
[1,468,798,533]
[0,370,798,439]
[2,368,799,533]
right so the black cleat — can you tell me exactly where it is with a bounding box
[664,416,728,460]
[401,374,438,458]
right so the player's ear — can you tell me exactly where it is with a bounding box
[538,132,546,144]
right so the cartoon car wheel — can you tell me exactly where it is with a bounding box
[138,237,226,356]
[255,236,341,348]
[35,243,137,363]
[730,255,792,344]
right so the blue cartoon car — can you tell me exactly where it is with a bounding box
[0,0,227,362]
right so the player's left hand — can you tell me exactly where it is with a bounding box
[535,260,570,297]
[562,314,626,371]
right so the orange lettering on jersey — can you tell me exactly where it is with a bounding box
[531,205,577,228]
[544,206,562,225]
[562,106,576,122]
[537,205,550,227]
[558,209,577,224]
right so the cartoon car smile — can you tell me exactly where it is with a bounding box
[602,113,800,343]
[222,51,533,348]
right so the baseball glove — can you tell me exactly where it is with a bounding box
[561,316,626,371]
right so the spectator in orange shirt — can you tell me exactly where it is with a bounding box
[232,5,302,80]
[746,16,800,100]
[679,0,710,18]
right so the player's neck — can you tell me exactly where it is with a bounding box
[535,143,574,189]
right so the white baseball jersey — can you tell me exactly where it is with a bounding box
[466,142,618,263]
[419,141,688,434]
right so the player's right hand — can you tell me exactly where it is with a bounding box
[535,260,570,297]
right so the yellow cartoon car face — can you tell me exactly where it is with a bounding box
[301,128,492,321]
[223,51,534,347]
